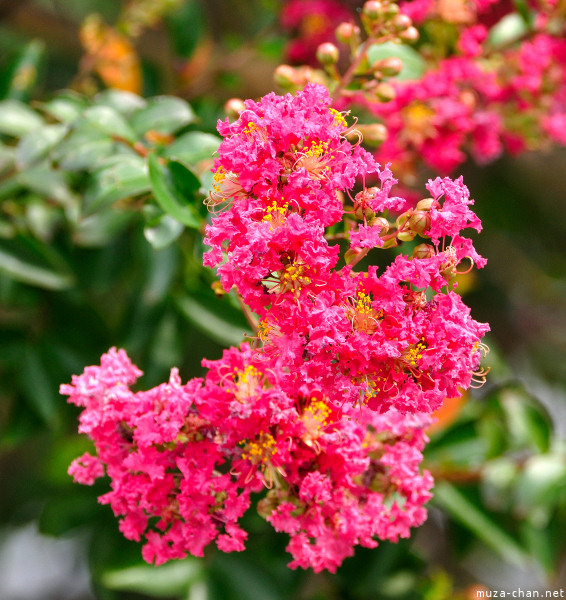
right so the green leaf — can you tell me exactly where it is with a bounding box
[0,99,43,136]
[18,344,60,429]
[148,152,202,228]
[164,131,221,165]
[15,161,77,209]
[101,559,203,597]
[94,88,147,116]
[0,236,75,290]
[72,211,134,247]
[82,105,137,142]
[144,213,184,249]
[16,123,68,168]
[0,39,45,101]
[488,13,530,48]
[367,42,427,81]
[176,294,250,347]
[84,154,150,213]
[39,91,87,123]
[514,453,566,517]
[130,96,196,137]
[50,127,116,171]
[433,481,530,567]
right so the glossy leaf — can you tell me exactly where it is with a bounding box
[433,481,529,567]
[147,152,202,228]
[51,128,116,171]
[130,96,196,137]
[84,154,150,213]
[176,294,250,347]
[16,123,68,168]
[0,99,43,136]
[101,559,203,597]
[164,131,221,166]
[93,88,147,115]
[0,236,75,290]
[144,213,184,249]
[82,105,137,142]
[39,91,88,123]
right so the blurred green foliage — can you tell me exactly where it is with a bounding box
[0,1,565,599]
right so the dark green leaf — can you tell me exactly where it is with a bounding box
[147,152,202,228]
[176,294,250,347]
[0,236,75,290]
[0,39,45,101]
[18,344,60,428]
[433,481,529,567]
[131,96,196,137]
[0,99,43,136]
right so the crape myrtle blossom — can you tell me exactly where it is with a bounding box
[205,84,489,414]
[65,84,488,571]
[63,345,433,572]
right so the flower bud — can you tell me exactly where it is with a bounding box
[381,237,398,249]
[392,14,412,31]
[375,56,403,77]
[211,280,227,297]
[363,1,383,19]
[354,205,375,221]
[274,64,299,89]
[374,216,390,233]
[408,210,431,235]
[400,26,419,42]
[395,210,410,229]
[415,197,434,211]
[384,3,400,18]
[335,22,361,45]
[397,229,416,242]
[357,123,388,146]
[412,243,435,259]
[316,42,340,66]
[375,81,396,102]
[224,97,245,119]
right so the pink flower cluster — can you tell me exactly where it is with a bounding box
[64,84,488,571]
[280,0,566,174]
[371,31,566,174]
[64,345,432,572]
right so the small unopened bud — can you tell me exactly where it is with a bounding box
[274,64,299,89]
[374,216,390,233]
[375,81,396,102]
[400,26,419,42]
[375,56,403,77]
[335,21,361,45]
[382,237,398,249]
[354,205,375,221]
[412,243,435,259]
[384,3,400,17]
[357,123,388,146]
[416,197,434,211]
[363,1,383,19]
[224,98,245,119]
[397,229,416,242]
[316,42,339,65]
[392,13,412,31]
[396,211,410,229]
[408,210,431,234]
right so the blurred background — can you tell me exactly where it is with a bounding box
[0,1,565,599]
